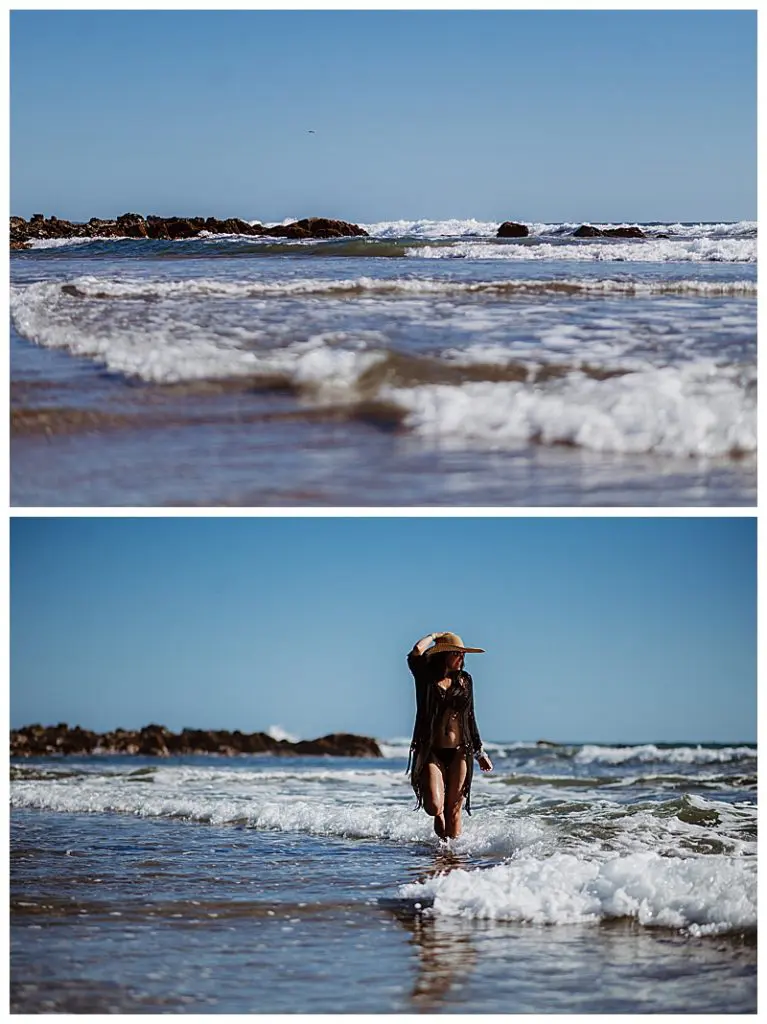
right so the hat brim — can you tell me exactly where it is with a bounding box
[425,644,485,655]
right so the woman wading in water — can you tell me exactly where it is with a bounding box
[407,631,493,839]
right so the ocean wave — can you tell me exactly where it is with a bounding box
[359,219,756,242]
[377,737,521,760]
[17,220,756,257]
[386,365,756,459]
[8,774,547,855]
[377,740,413,759]
[490,770,757,791]
[10,276,755,460]
[11,273,756,305]
[573,744,757,765]
[265,724,301,744]
[21,235,133,250]
[410,238,756,264]
[398,850,756,935]
[361,218,500,239]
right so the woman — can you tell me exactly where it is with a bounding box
[406,631,493,839]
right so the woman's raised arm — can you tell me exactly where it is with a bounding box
[409,632,437,657]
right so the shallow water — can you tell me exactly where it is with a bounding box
[10,741,757,1012]
[10,220,756,506]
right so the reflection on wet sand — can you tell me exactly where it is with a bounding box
[391,849,478,1013]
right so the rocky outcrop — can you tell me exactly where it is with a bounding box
[10,722,383,758]
[9,213,369,247]
[573,224,646,239]
[264,218,370,240]
[603,226,645,238]
[292,733,383,757]
[496,221,530,238]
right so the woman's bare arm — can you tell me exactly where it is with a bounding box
[409,632,441,656]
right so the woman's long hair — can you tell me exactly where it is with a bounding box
[425,651,464,683]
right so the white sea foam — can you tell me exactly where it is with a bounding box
[385,364,756,459]
[398,850,756,935]
[362,218,500,239]
[11,752,756,941]
[359,219,756,242]
[8,767,545,856]
[9,275,755,460]
[23,235,132,249]
[377,738,535,760]
[10,281,387,386]
[377,737,414,759]
[10,274,755,307]
[574,744,756,765]
[410,238,757,264]
[654,220,757,239]
[266,725,301,744]
[19,219,755,249]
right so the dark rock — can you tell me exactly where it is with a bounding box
[497,221,529,238]
[116,213,149,238]
[295,217,368,238]
[145,216,171,240]
[148,217,206,240]
[233,731,281,754]
[9,722,98,755]
[10,723,382,758]
[573,224,646,239]
[262,217,368,240]
[602,226,645,239]
[203,217,263,236]
[177,727,223,753]
[10,213,368,246]
[292,733,382,758]
[82,217,123,238]
[264,224,309,239]
[62,726,98,754]
[138,725,169,756]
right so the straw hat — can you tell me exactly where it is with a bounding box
[425,632,485,655]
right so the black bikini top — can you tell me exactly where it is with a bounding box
[433,673,471,711]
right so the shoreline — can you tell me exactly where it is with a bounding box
[10,722,383,758]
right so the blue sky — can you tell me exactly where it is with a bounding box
[10,517,756,744]
[10,9,756,223]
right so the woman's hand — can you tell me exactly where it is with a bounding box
[477,752,493,772]
[411,632,443,657]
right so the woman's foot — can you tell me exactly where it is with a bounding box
[433,813,446,839]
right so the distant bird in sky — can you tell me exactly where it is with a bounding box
[307,130,316,134]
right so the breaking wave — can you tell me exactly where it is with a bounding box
[9,274,756,461]
[398,850,755,936]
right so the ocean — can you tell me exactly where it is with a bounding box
[10,218,756,507]
[10,738,757,1013]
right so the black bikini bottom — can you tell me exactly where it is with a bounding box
[431,746,464,771]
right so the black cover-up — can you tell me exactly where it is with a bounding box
[406,651,484,814]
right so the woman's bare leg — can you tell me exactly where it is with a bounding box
[443,755,468,839]
[419,762,447,838]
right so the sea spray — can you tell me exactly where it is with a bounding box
[398,850,756,935]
